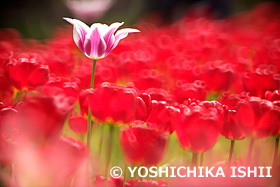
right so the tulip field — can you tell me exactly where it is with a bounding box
[0,2,280,187]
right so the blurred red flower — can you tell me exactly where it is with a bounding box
[5,52,50,90]
[68,115,88,134]
[14,95,73,140]
[88,82,140,124]
[265,89,280,101]
[173,80,207,103]
[236,97,280,138]
[173,103,221,152]
[4,137,87,186]
[242,67,280,98]
[119,122,168,166]
[221,109,245,140]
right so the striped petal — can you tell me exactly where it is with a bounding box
[112,28,140,49]
[103,22,124,54]
[90,23,109,36]
[84,27,107,59]
[63,17,89,52]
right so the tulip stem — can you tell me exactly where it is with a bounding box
[123,163,128,187]
[228,140,235,167]
[105,125,114,185]
[91,59,97,88]
[87,111,92,149]
[192,152,198,166]
[200,153,204,166]
[87,59,97,150]
[247,137,254,165]
[273,137,279,170]
[99,125,104,157]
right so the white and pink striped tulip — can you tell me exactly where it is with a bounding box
[63,18,140,60]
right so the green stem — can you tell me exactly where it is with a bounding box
[192,152,198,166]
[91,59,97,88]
[247,137,254,166]
[200,153,204,166]
[228,140,235,167]
[273,137,279,169]
[105,126,114,186]
[99,125,104,157]
[123,163,127,187]
[87,111,92,150]
[87,59,97,150]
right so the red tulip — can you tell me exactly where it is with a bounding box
[88,82,139,124]
[68,116,88,134]
[135,93,152,121]
[221,109,245,140]
[119,122,168,166]
[173,80,207,103]
[165,56,197,82]
[199,61,235,92]
[135,96,147,121]
[146,100,167,123]
[115,51,152,77]
[242,67,280,98]
[15,95,73,140]
[43,76,81,101]
[146,100,180,134]
[46,47,75,76]
[5,52,50,90]
[133,69,165,90]
[219,92,249,109]
[135,96,179,134]
[4,136,87,187]
[173,104,221,152]
[145,88,174,103]
[156,106,180,134]
[236,97,280,138]
[220,94,280,139]
[265,90,280,101]
[79,88,94,116]
[199,100,226,125]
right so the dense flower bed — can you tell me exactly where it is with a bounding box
[0,2,280,187]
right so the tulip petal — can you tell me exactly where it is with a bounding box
[103,22,124,54]
[236,101,255,135]
[90,23,109,35]
[84,27,107,59]
[135,97,147,121]
[113,28,140,49]
[69,116,88,134]
[28,65,50,87]
[63,18,89,52]
[257,110,280,138]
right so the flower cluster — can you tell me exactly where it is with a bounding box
[0,2,280,186]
